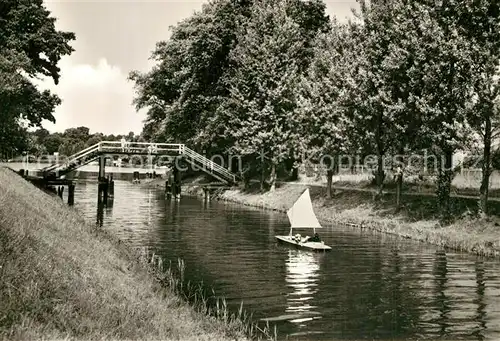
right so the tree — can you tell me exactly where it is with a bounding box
[0,0,75,153]
[43,133,63,155]
[341,0,405,201]
[222,0,306,191]
[298,21,352,198]
[130,0,329,162]
[463,0,500,216]
[129,0,252,153]
[410,0,480,220]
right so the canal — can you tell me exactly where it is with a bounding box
[52,179,500,340]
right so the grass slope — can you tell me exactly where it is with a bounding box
[0,167,248,341]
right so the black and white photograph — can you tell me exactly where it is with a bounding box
[1,0,500,340]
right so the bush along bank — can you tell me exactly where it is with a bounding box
[0,167,275,341]
[214,183,500,259]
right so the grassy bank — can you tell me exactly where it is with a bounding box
[218,182,500,258]
[0,167,251,341]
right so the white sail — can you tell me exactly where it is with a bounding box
[287,189,322,229]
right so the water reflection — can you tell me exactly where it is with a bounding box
[96,197,113,227]
[474,260,487,340]
[96,201,104,227]
[71,182,500,341]
[285,249,320,323]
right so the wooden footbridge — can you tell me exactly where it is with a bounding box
[40,141,238,185]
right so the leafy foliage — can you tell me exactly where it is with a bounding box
[0,0,75,156]
[131,0,500,218]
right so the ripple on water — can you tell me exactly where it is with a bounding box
[73,180,500,341]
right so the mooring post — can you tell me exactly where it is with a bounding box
[68,183,75,205]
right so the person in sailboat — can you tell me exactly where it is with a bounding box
[301,233,320,243]
[309,233,321,242]
[293,234,302,243]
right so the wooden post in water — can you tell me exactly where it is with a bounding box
[97,177,108,203]
[98,155,106,179]
[173,164,181,200]
[109,174,114,198]
[68,183,75,205]
[103,178,109,203]
[165,179,172,200]
[133,171,140,183]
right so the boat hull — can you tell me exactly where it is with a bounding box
[275,235,331,251]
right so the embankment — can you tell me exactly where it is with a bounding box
[0,167,248,341]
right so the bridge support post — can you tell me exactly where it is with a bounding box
[108,174,114,198]
[165,179,172,200]
[97,177,109,203]
[99,155,106,179]
[173,164,181,200]
[68,183,75,205]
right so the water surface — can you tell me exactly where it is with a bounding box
[69,180,500,340]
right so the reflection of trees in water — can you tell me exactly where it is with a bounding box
[149,198,287,312]
[433,250,450,337]
[429,250,492,341]
[323,246,423,339]
[473,260,486,341]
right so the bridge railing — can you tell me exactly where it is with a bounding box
[182,146,236,183]
[40,141,237,183]
[98,141,184,155]
[42,143,101,172]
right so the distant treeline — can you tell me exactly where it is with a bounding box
[2,127,141,160]
[129,0,500,219]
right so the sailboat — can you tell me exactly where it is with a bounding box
[275,188,332,251]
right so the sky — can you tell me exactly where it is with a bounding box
[38,0,359,135]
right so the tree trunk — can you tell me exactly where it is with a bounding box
[260,165,266,192]
[374,115,385,202]
[243,170,251,190]
[326,168,334,199]
[437,150,453,222]
[270,163,276,192]
[291,166,298,181]
[395,149,404,213]
[395,172,403,212]
[480,112,492,217]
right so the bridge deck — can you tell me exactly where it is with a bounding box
[41,141,238,184]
